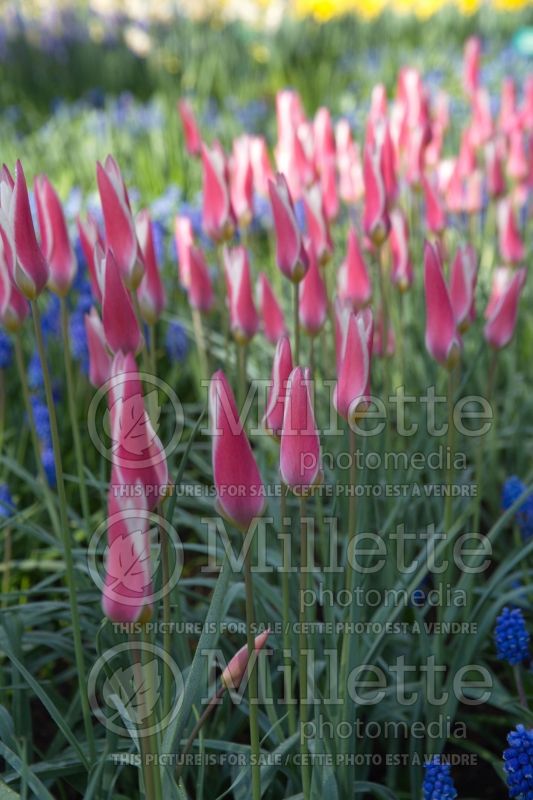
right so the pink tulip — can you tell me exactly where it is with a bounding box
[249,136,273,197]
[521,75,533,131]
[84,307,112,388]
[445,161,465,214]
[319,154,338,223]
[229,136,254,228]
[299,244,327,336]
[484,268,526,349]
[102,249,142,354]
[201,143,233,242]
[423,241,460,369]
[188,245,214,313]
[470,89,493,147]
[422,174,446,234]
[302,185,332,264]
[257,272,286,344]
[280,367,322,494]
[499,78,519,135]
[209,370,265,530]
[177,99,202,156]
[449,245,477,332]
[363,143,390,246]
[102,477,153,624]
[34,175,76,296]
[463,37,481,96]
[268,173,308,283]
[313,107,336,169]
[337,228,372,309]
[77,213,103,302]
[498,197,524,264]
[405,125,431,187]
[174,215,194,289]
[390,209,413,292]
[0,252,28,332]
[221,629,271,690]
[464,170,483,215]
[334,311,373,424]
[485,140,506,200]
[336,120,364,205]
[108,351,168,511]
[136,209,166,325]
[96,155,143,290]
[379,122,398,204]
[224,246,258,343]
[263,335,293,439]
[507,131,529,183]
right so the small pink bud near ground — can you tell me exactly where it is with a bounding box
[221,629,271,690]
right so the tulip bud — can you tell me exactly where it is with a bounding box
[268,173,308,283]
[450,245,477,332]
[224,246,258,344]
[463,36,481,97]
[299,244,327,336]
[209,370,265,530]
[178,99,202,157]
[188,245,214,313]
[337,228,372,310]
[221,630,271,691]
[257,272,286,344]
[201,143,234,242]
[423,241,460,369]
[485,140,506,200]
[175,215,194,289]
[85,307,112,388]
[229,136,254,229]
[136,210,166,325]
[363,144,390,247]
[77,213,103,302]
[0,252,28,332]
[34,174,76,296]
[9,161,50,300]
[422,174,446,235]
[334,311,373,424]
[302,185,332,265]
[280,367,322,494]
[498,197,524,265]
[249,136,273,197]
[484,268,526,350]
[263,335,293,439]
[102,249,142,354]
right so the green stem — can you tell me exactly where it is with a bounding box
[293,282,300,365]
[513,664,529,710]
[280,487,297,736]
[237,342,247,416]
[160,514,172,719]
[473,352,498,533]
[60,297,91,531]
[133,635,163,800]
[298,496,311,800]
[175,683,226,782]
[2,525,11,608]
[244,539,261,800]
[31,300,95,763]
[191,307,209,382]
[148,323,157,378]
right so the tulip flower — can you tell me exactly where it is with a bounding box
[470,89,493,147]
[313,107,336,169]
[257,272,286,344]
[136,209,166,325]
[85,307,112,388]
[498,197,524,264]
[486,141,506,200]
[449,246,477,332]
[263,335,293,439]
[201,143,233,242]
[224,246,258,343]
[229,136,254,229]
[175,215,194,289]
[463,36,481,96]
[423,241,460,369]
[221,630,271,690]
[484,268,526,350]
[0,253,28,332]
[363,143,390,246]
[102,476,153,624]
[422,174,446,235]
[336,120,364,204]
[188,245,214,313]
[299,244,327,336]
[77,213,103,302]
[34,174,76,296]
[334,311,373,424]
[102,249,142,354]
[302,185,332,264]
[209,370,265,530]
[390,209,413,292]
[108,352,168,510]
[379,122,398,204]
[268,173,308,283]
[96,155,143,290]
[464,170,483,216]
[177,98,202,157]
[499,78,518,135]
[507,131,529,184]
[337,228,372,309]
[280,367,322,494]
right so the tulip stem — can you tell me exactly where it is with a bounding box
[473,351,498,533]
[244,536,261,800]
[133,634,163,800]
[237,342,247,415]
[191,308,209,382]
[31,300,95,763]
[60,297,91,533]
[293,282,300,365]
[298,496,311,800]
[513,665,529,710]
[280,486,297,736]
[148,323,157,378]
[160,511,172,719]
[175,683,226,782]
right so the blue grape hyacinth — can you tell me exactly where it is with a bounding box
[0,483,14,517]
[423,757,457,799]
[503,724,533,799]
[494,607,530,666]
[0,329,13,368]
[41,447,56,488]
[502,477,533,540]
[165,321,189,363]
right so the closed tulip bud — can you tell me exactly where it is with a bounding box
[174,215,194,289]
[319,155,339,223]
[507,131,529,184]
[280,367,322,494]
[224,246,258,344]
[422,174,446,234]
[499,78,518,136]
[102,477,153,624]
[249,136,273,197]
[77,213,103,302]
[96,155,143,290]
[209,370,265,530]
[263,335,293,439]
[102,249,142,354]
[485,140,506,200]
[450,245,477,332]
[484,268,526,350]
[177,99,202,156]
[379,122,398,204]
[337,228,372,309]
[336,120,364,204]
[201,143,234,242]
[221,629,271,691]
[334,311,373,424]
[390,209,413,292]
[470,89,493,147]
[302,185,332,264]
[463,36,481,96]
[257,272,287,344]
[313,107,336,170]
[85,307,112,388]
[268,173,308,283]
[299,244,327,336]
[464,170,484,215]
[34,174,76,296]
[363,143,390,247]
[229,136,254,229]
[136,210,166,325]
[423,241,461,369]
[8,161,50,300]
[188,245,214,313]
[498,197,524,265]
[0,254,28,332]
